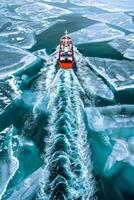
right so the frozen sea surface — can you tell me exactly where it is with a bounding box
[83,12,134,33]
[74,49,114,101]
[91,0,134,12]
[86,105,134,131]
[87,57,134,91]
[0,44,38,78]
[71,23,125,44]
[15,3,72,21]
[109,35,134,60]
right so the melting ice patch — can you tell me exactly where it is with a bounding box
[71,23,124,44]
[0,44,37,78]
[87,57,134,91]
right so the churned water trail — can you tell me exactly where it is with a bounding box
[36,68,97,200]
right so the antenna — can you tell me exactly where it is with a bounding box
[65,30,68,43]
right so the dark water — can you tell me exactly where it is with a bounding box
[0,0,134,200]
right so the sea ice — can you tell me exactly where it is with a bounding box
[109,38,131,54]
[70,0,92,6]
[15,3,72,22]
[45,0,67,2]
[71,23,124,44]
[85,105,134,132]
[105,137,134,170]
[109,34,134,60]
[0,44,38,79]
[87,57,134,91]
[5,168,42,200]
[83,12,134,33]
[74,49,114,101]
[91,0,134,12]
[124,43,134,60]
[0,26,36,49]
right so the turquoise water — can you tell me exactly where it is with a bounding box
[0,0,134,200]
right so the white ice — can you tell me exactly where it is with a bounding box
[5,168,43,200]
[0,26,36,49]
[87,57,134,91]
[85,105,134,132]
[0,44,37,78]
[83,12,134,33]
[71,23,125,44]
[124,43,134,60]
[91,0,134,12]
[109,34,134,60]
[105,137,134,170]
[74,48,114,100]
[15,3,72,22]
[70,0,92,6]
[0,127,19,200]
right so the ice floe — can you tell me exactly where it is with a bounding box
[124,43,134,60]
[70,0,92,6]
[104,136,134,173]
[83,12,134,33]
[91,0,134,12]
[0,26,36,49]
[0,44,38,79]
[85,105,134,132]
[74,49,114,101]
[71,23,125,44]
[109,34,134,60]
[87,57,134,91]
[15,3,72,21]
[4,168,42,200]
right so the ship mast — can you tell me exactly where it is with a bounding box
[65,30,68,44]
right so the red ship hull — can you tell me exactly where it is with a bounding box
[59,61,74,69]
[58,31,74,69]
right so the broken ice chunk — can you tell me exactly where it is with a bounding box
[92,0,134,12]
[87,57,134,91]
[83,12,134,33]
[0,44,38,78]
[109,34,134,60]
[0,26,36,49]
[45,0,67,2]
[85,104,134,132]
[124,43,134,60]
[109,38,131,54]
[15,3,72,21]
[70,0,92,6]
[71,23,125,44]
[74,49,114,101]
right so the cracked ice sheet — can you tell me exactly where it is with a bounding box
[0,44,37,79]
[71,23,125,44]
[74,50,114,101]
[109,35,134,60]
[87,57,134,91]
[0,26,36,49]
[83,12,134,33]
[15,3,72,22]
[70,0,92,6]
[124,43,134,60]
[91,0,134,12]
[85,105,134,132]
[105,137,134,171]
